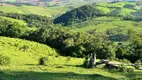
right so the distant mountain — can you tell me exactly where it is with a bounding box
[0,0,139,3]
[0,0,16,2]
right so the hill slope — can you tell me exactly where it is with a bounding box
[0,5,68,17]
[0,36,57,65]
[0,36,142,80]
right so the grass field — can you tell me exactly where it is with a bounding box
[96,2,141,15]
[0,0,15,2]
[0,36,142,80]
[0,2,140,18]
[73,16,142,34]
[0,5,68,17]
[0,36,57,65]
[54,2,142,35]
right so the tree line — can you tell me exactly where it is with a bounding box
[0,11,53,28]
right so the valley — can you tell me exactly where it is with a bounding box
[0,0,142,80]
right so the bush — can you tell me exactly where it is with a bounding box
[66,56,71,62]
[19,45,29,52]
[82,56,89,68]
[127,68,134,73]
[119,64,127,72]
[124,4,135,10]
[118,59,131,64]
[38,57,48,65]
[119,65,134,73]
[0,55,11,65]
[135,60,142,69]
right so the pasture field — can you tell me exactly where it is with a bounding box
[0,36,142,80]
[0,5,68,17]
[73,16,142,34]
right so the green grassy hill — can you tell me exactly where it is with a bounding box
[0,36,142,80]
[54,2,141,25]
[0,1,142,80]
[1,0,127,18]
[54,2,142,35]
[74,16,142,33]
[0,5,68,17]
[95,2,140,15]
[0,36,57,65]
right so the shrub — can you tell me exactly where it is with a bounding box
[119,64,127,72]
[119,59,131,64]
[135,60,142,69]
[119,65,134,73]
[19,45,29,52]
[38,57,48,65]
[55,54,59,58]
[66,56,71,62]
[127,68,134,73]
[124,4,135,10]
[0,55,11,65]
[82,56,89,68]
[56,66,64,68]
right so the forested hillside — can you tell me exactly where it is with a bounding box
[54,2,142,26]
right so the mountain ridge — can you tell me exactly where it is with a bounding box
[0,0,139,3]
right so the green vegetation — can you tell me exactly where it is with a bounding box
[0,5,68,17]
[0,36,57,65]
[0,11,53,28]
[54,5,105,26]
[0,36,142,80]
[0,1,142,80]
[0,0,15,2]
[0,55,10,65]
[0,16,27,25]
[54,2,141,25]
[0,18,27,37]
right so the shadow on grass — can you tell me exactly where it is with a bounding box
[0,71,117,80]
[64,64,83,68]
[25,64,38,66]
[123,72,142,80]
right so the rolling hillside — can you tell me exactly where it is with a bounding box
[0,5,68,17]
[0,36,57,65]
[0,37,142,80]
[54,2,141,25]
[74,16,142,34]
[54,2,142,34]
[0,0,139,2]
[0,0,15,2]
[0,1,142,80]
